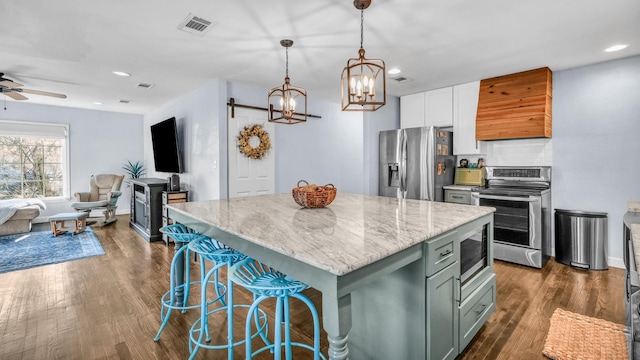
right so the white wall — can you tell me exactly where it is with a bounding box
[273,99,364,194]
[1,102,143,220]
[227,81,395,195]
[363,98,401,195]
[484,138,552,166]
[144,80,226,201]
[553,55,640,266]
[142,79,399,200]
[459,56,640,268]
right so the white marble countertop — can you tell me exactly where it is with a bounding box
[169,193,495,276]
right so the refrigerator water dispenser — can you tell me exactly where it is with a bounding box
[387,163,400,187]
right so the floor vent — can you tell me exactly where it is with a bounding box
[136,83,155,89]
[177,13,216,36]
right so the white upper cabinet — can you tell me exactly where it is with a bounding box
[400,92,425,129]
[424,87,453,127]
[401,87,453,129]
[453,81,484,155]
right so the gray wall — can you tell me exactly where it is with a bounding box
[553,55,640,263]
[1,102,143,219]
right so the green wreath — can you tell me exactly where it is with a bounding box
[237,124,272,160]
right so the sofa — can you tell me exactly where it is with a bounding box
[0,205,41,236]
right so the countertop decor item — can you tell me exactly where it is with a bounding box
[237,124,272,160]
[292,180,336,208]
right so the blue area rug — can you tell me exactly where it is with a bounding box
[0,227,105,274]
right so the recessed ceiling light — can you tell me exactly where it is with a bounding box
[388,68,401,75]
[93,102,103,105]
[605,44,629,52]
[112,71,131,77]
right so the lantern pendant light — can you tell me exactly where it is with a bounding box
[341,0,386,111]
[268,39,307,124]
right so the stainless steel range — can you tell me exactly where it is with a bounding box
[471,166,551,268]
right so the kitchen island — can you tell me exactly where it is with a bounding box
[168,193,496,360]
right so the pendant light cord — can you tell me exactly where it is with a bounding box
[360,8,364,49]
[285,45,289,78]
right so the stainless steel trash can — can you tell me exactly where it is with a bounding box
[555,209,608,270]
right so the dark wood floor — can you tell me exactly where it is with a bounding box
[0,215,625,359]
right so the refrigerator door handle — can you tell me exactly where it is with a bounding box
[400,129,408,195]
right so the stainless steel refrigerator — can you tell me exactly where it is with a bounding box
[379,126,455,201]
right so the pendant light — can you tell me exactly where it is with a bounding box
[341,0,386,112]
[268,39,307,124]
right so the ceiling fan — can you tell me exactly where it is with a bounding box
[0,72,67,101]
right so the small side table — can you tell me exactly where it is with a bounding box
[49,212,89,236]
[162,190,189,245]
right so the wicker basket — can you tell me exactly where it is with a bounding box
[292,180,337,208]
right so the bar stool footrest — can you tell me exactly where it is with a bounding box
[159,281,226,315]
[188,304,269,351]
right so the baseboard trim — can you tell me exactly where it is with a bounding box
[608,257,624,269]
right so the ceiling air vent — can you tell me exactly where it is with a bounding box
[177,13,216,37]
[391,76,413,83]
[136,83,155,89]
[119,100,131,104]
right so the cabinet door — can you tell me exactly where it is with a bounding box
[459,273,496,351]
[425,87,453,127]
[453,81,483,155]
[400,92,426,128]
[426,262,459,360]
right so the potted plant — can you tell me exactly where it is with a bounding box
[123,160,146,185]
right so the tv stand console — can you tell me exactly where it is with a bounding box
[129,178,167,242]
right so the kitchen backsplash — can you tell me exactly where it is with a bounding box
[456,138,552,167]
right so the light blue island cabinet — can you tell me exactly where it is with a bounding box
[168,193,495,360]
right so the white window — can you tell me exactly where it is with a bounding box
[0,120,69,200]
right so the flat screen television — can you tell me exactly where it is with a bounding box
[150,117,183,173]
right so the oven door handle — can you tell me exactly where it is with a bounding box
[471,193,539,202]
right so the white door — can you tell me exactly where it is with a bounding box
[228,107,276,198]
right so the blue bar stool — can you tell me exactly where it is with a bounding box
[229,258,326,360]
[154,224,226,342]
[188,237,269,360]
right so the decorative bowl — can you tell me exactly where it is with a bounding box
[292,180,337,208]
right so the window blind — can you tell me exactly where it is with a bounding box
[0,120,68,138]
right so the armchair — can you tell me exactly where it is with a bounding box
[71,174,125,224]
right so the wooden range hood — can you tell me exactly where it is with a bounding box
[476,67,552,140]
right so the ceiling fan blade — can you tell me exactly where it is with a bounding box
[20,88,67,99]
[0,79,24,88]
[4,91,28,101]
